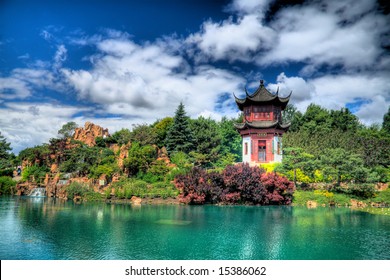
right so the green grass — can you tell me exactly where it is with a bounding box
[293,190,351,206]
[293,188,390,216]
[111,178,179,199]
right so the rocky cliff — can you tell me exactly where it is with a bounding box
[72,121,110,146]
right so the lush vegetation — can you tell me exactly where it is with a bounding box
[175,163,294,205]
[0,176,16,195]
[0,102,389,208]
[277,104,390,186]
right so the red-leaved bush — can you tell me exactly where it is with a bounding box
[174,163,295,205]
[261,172,294,205]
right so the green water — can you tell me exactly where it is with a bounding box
[0,196,389,260]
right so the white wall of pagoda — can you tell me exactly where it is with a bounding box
[242,136,251,163]
[272,136,283,163]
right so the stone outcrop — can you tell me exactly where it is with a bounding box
[117,142,131,169]
[72,122,110,147]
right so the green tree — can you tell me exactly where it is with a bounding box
[166,102,194,154]
[109,128,132,145]
[282,104,303,132]
[0,176,17,195]
[130,123,157,146]
[280,147,316,186]
[124,142,157,176]
[355,126,390,168]
[58,121,78,139]
[190,116,221,167]
[383,106,390,134]
[152,117,174,147]
[320,148,367,185]
[330,107,360,132]
[0,132,13,175]
[218,117,241,162]
[60,145,99,176]
[301,104,332,133]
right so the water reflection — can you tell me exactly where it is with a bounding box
[0,196,389,260]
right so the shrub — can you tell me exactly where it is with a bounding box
[104,187,112,199]
[0,176,16,195]
[333,183,377,199]
[90,163,120,180]
[174,163,295,205]
[260,162,281,173]
[261,172,295,205]
[66,182,90,200]
[223,163,266,204]
[21,165,49,183]
[372,188,390,205]
[174,167,210,204]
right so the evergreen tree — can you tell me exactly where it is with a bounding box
[383,106,390,134]
[0,132,11,159]
[166,102,194,154]
[0,132,13,175]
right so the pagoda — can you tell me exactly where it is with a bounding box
[234,80,291,164]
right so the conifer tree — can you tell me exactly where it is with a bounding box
[383,106,390,134]
[166,102,194,154]
[0,131,13,175]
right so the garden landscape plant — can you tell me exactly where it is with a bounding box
[174,163,294,205]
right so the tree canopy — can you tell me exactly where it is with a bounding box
[166,102,194,154]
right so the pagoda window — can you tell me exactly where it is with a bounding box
[244,108,251,116]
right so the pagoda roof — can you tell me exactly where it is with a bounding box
[234,120,291,130]
[234,80,291,111]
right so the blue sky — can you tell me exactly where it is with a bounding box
[1,0,389,153]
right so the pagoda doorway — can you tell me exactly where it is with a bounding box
[258,140,266,162]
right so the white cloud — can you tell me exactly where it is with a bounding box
[0,77,31,99]
[187,14,276,62]
[53,44,67,69]
[267,72,313,103]
[269,72,390,122]
[264,7,386,70]
[0,103,84,153]
[355,95,389,125]
[63,37,245,122]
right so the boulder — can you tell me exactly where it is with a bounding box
[131,196,142,205]
[306,200,318,208]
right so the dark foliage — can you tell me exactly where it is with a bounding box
[175,163,294,205]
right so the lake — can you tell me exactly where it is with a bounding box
[0,196,389,260]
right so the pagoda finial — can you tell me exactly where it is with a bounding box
[260,80,264,86]
[276,86,279,95]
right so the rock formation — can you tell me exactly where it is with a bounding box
[72,121,110,146]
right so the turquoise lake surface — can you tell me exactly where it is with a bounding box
[0,196,389,260]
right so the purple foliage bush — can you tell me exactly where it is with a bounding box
[174,163,295,205]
